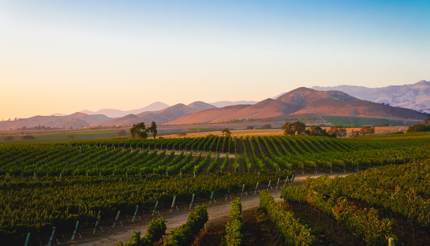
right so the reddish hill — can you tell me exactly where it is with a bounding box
[102,101,216,127]
[167,87,428,125]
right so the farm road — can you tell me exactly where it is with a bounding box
[72,173,348,246]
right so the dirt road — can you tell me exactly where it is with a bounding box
[72,173,347,246]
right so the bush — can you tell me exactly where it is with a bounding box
[260,191,313,246]
[116,217,166,246]
[224,198,243,246]
[164,205,208,246]
[407,124,430,132]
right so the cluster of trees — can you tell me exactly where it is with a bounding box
[282,121,347,137]
[407,119,430,132]
[130,122,158,139]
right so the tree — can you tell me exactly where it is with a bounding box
[327,126,347,138]
[306,126,327,136]
[407,124,430,132]
[148,121,158,139]
[222,128,232,137]
[130,122,148,139]
[360,126,375,135]
[283,121,306,135]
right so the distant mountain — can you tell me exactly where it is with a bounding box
[314,80,430,113]
[102,101,216,127]
[167,87,429,125]
[210,101,257,108]
[0,112,111,131]
[82,102,169,118]
[3,85,429,131]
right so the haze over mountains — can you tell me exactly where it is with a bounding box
[81,101,256,118]
[314,80,430,113]
[81,102,169,118]
[0,82,428,131]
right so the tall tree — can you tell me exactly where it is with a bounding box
[148,121,158,139]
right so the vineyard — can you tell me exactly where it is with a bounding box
[0,133,429,245]
[281,160,430,245]
[1,135,429,176]
[170,161,429,246]
[118,160,430,246]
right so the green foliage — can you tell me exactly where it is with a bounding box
[306,161,430,226]
[407,123,430,132]
[163,205,208,246]
[143,217,167,245]
[327,126,347,137]
[0,174,279,239]
[282,172,405,245]
[283,121,306,135]
[148,121,158,139]
[130,122,148,139]
[117,217,166,246]
[224,198,243,246]
[0,133,429,242]
[259,191,314,246]
[305,126,327,136]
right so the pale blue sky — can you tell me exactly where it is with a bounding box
[0,0,429,119]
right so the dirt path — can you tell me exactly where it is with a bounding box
[72,173,348,246]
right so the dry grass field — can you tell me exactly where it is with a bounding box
[163,126,408,138]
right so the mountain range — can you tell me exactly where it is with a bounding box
[100,101,216,127]
[167,87,428,125]
[314,80,430,113]
[81,101,256,118]
[81,102,169,118]
[0,112,110,130]
[0,83,428,131]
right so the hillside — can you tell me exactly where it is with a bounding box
[2,87,428,130]
[82,102,169,118]
[167,87,428,125]
[0,112,111,131]
[314,80,430,113]
[102,101,216,127]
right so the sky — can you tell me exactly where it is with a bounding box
[0,0,429,119]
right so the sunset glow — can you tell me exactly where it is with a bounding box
[1,0,429,119]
